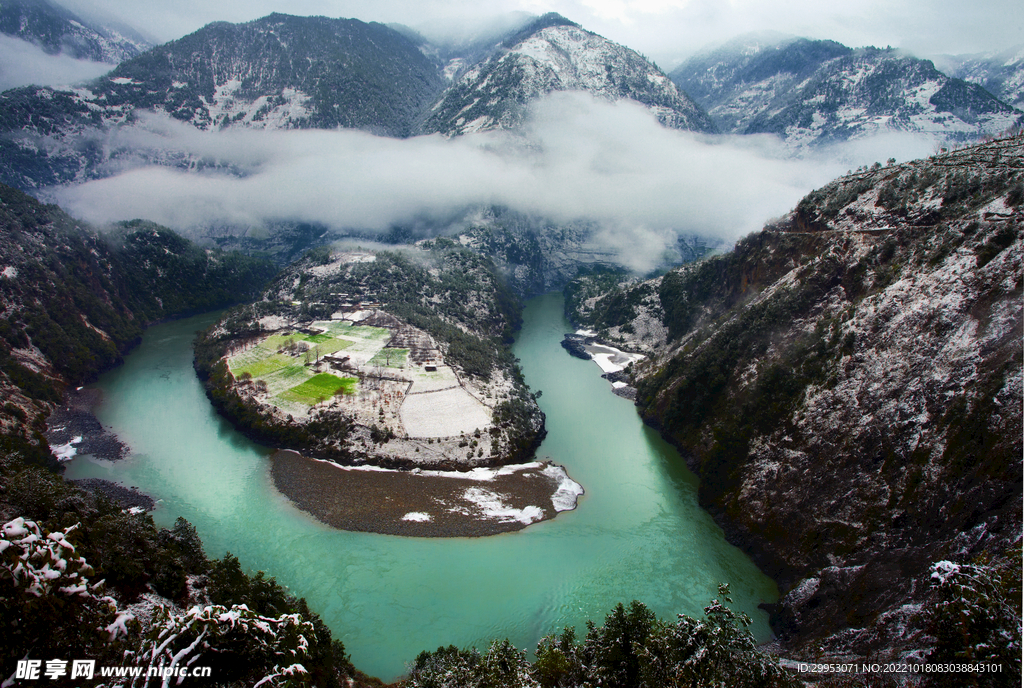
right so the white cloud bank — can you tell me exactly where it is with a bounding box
[0,35,113,91]
[53,93,935,270]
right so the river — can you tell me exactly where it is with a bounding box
[64,292,778,681]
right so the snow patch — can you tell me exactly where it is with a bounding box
[50,435,82,462]
[586,343,645,374]
[401,512,431,522]
[542,464,584,512]
[930,560,960,585]
[460,487,544,524]
[784,577,821,607]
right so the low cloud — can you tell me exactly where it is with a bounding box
[53,93,931,272]
[0,35,113,91]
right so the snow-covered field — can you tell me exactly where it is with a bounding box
[400,387,492,437]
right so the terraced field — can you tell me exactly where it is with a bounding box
[225,315,493,439]
[227,320,394,413]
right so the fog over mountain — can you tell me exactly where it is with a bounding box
[4,3,1008,278]
[0,34,112,90]
[49,94,935,273]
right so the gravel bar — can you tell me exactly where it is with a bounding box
[270,450,581,537]
[71,478,156,511]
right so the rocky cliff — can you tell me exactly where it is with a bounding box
[567,137,1022,662]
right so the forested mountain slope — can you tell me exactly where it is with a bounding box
[95,13,444,135]
[567,137,1023,663]
[0,13,444,191]
[0,0,148,63]
[0,184,276,466]
[938,46,1024,111]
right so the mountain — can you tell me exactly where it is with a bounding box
[669,35,852,134]
[935,46,1024,110]
[95,13,444,135]
[0,12,446,191]
[672,36,1022,147]
[565,137,1023,663]
[0,0,148,64]
[423,206,719,297]
[0,11,716,197]
[0,183,277,466]
[420,13,716,136]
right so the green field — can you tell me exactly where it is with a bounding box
[259,333,301,351]
[368,348,408,368]
[262,364,310,392]
[311,321,387,338]
[337,324,391,340]
[299,339,352,356]
[278,373,357,405]
[231,353,293,378]
[225,322,398,409]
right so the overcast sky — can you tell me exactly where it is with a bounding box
[61,0,1023,68]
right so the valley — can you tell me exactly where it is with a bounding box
[60,295,780,681]
[0,3,1021,686]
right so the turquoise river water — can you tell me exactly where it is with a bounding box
[65,292,778,680]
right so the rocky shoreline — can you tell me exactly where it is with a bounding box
[45,388,128,462]
[71,478,156,511]
[561,333,641,400]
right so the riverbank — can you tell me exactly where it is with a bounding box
[46,388,128,462]
[270,449,583,537]
[561,332,643,400]
[71,478,156,511]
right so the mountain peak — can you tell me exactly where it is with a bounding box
[672,37,1022,145]
[423,20,715,136]
[500,12,579,47]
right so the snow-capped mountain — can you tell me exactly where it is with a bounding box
[669,35,852,133]
[934,46,1024,110]
[0,13,446,190]
[94,13,444,135]
[0,11,721,192]
[422,13,716,136]
[672,36,1022,147]
[0,0,148,64]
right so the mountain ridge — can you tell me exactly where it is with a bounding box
[422,15,715,136]
[0,0,148,63]
[0,10,716,193]
[564,136,1023,663]
[672,36,1023,147]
